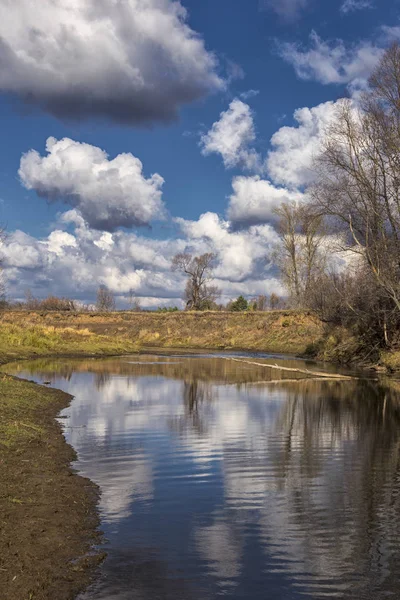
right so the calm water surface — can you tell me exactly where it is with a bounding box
[6,353,400,600]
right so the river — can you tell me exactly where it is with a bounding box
[6,352,400,600]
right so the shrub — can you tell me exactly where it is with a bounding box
[37,296,76,311]
[22,293,76,311]
[230,296,249,312]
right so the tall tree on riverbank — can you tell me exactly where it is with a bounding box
[273,202,327,308]
[172,253,220,310]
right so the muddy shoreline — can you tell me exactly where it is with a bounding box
[0,372,104,600]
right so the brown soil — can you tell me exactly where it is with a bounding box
[0,374,103,600]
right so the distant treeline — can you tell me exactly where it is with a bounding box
[2,289,285,314]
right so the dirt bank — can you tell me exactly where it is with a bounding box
[0,373,103,600]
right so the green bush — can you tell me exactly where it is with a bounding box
[230,296,249,312]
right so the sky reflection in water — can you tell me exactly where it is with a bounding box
[7,354,400,600]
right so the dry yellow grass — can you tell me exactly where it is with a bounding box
[380,351,400,373]
[0,310,324,356]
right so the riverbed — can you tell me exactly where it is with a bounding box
[6,352,400,600]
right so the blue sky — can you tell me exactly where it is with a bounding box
[0,0,398,307]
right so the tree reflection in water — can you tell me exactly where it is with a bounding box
[257,379,400,597]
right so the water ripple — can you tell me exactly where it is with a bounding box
[7,354,400,600]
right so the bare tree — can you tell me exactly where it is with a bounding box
[310,44,400,342]
[172,253,220,310]
[255,294,268,311]
[269,293,281,310]
[313,46,400,307]
[96,285,116,312]
[273,202,327,308]
[25,288,39,310]
[128,289,141,312]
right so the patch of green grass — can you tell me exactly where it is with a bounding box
[0,322,139,365]
[0,375,51,448]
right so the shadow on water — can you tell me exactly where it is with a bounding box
[5,353,400,600]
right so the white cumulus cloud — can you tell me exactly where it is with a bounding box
[47,230,77,256]
[3,231,45,270]
[227,176,304,226]
[0,0,223,124]
[267,100,339,188]
[175,211,279,282]
[278,31,382,87]
[19,137,166,232]
[200,99,261,171]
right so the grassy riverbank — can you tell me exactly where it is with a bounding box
[305,325,400,373]
[0,320,140,364]
[0,309,324,355]
[1,310,398,369]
